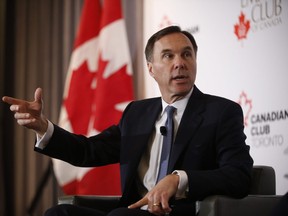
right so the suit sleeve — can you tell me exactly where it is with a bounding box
[34,124,122,167]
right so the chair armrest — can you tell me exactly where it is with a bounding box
[198,195,282,216]
[58,195,121,212]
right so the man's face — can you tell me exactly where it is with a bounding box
[147,33,197,103]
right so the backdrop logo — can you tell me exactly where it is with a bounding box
[159,15,173,29]
[234,12,251,40]
[239,0,283,34]
[238,91,252,126]
[238,91,287,149]
[158,15,200,35]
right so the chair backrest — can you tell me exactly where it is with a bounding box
[249,165,276,195]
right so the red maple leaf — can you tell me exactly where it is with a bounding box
[234,12,250,40]
[64,52,133,135]
[64,61,96,135]
[92,53,133,132]
[238,91,252,127]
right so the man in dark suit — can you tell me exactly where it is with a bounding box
[2,26,253,216]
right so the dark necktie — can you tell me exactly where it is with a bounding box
[156,105,176,182]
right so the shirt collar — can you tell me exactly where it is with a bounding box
[160,87,194,116]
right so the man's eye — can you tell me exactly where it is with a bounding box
[163,53,172,58]
[183,51,192,57]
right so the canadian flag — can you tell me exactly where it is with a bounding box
[53,0,133,195]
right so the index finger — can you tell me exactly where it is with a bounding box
[2,96,25,106]
[128,197,148,209]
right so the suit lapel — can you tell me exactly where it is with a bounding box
[121,98,162,202]
[132,99,162,161]
[123,99,161,167]
[168,86,206,172]
[140,99,162,134]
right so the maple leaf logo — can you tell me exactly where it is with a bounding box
[159,15,173,29]
[234,12,250,40]
[238,91,252,127]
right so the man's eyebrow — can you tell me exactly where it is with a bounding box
[161,49,172,54]
[183,46,193,51]
[161,46,193,54]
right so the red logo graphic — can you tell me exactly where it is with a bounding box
[234,12,250,40]
[159,15,173,29]
[238,91,252,126]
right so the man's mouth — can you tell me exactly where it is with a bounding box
[172,75,188,81]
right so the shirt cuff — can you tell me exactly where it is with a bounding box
[172,170,189,199]
[35,120,54,149]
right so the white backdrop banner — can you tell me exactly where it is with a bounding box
[143,0,288,195]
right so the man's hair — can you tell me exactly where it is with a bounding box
[144,25,198,62]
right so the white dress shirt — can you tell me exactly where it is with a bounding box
[137,89,193,200]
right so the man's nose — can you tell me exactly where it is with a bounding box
[174,57,185,69]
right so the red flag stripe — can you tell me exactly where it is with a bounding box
[100,0,122,28]
[74,0,101,48]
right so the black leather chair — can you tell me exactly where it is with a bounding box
[198,166,282,216]
[58,195,121,212]
[58,165,282,215]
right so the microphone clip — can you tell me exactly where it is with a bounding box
[160,126,167,136]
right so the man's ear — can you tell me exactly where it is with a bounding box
[147,62,154,78]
